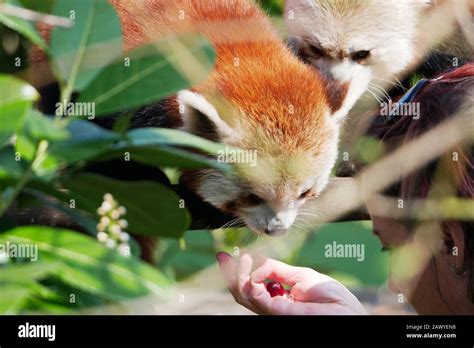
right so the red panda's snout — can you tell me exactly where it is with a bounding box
[182,129,339,236]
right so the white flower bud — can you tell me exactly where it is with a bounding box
[119,232,130,242]
[104,193,114,202]
[101,201,113,212]
[118,243,130,257]
[105,239,116,249]
[118,219,128,229]
[97,231,109,242]
[100,216,110,225]
[110,209,120,220]
[110,224,122,236]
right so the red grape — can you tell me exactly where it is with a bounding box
[266,281,285,297]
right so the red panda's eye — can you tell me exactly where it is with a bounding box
[246,193,264,205]
[299,189,312,199]
[352,50,371,62]
[307,44,324,58]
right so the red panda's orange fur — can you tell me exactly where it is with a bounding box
[110,0,332,154]
[31,1,332,154]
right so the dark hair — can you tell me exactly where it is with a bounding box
[368,64,474,302]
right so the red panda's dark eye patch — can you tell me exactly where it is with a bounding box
[352,50,371,62]
[307,44,325,58]
[246,193,264,205]
[299,189,312,199]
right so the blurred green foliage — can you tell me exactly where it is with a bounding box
[0,0,221,313]
[294,221,389,286]
[257,0,284,15]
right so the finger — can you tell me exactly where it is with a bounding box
[237,253,253,299]
[249,280,293,315]
[216,251,238,292]
[217,252,261,314]
[250,258,303,286]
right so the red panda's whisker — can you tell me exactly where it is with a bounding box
[368,82,391,102]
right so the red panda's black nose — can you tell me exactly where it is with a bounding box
[263,227,286,236]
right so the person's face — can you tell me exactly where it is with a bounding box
[370,214,473,314]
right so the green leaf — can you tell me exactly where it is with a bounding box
[19,0,55,13]
[111,112,133,134]
[0,0,48,50]
[50,0,123,91]
[2,226,172,300]
[24,110,70,141]
[0,146,23,179]
[0,284,32,314]
[98,146,229,171]
[78,34,216,115]
[48,120,119,163]
[127,128,227,155]
[0,262,61,283]
[158,230,216,281]
[0,75,39,146]
[14,131,60,180]
[293,221,389,286]
[62,173,191,238]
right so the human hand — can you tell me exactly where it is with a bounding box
[216,252,367,315]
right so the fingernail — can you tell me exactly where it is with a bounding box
[216,251,232,263]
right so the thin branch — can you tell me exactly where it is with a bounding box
[0,4,73,28]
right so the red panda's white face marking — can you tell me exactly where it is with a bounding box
[286,0,426,115]
[177,90,340,235]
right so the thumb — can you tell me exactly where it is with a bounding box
[216,251,237,289]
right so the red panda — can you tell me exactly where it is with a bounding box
[34,0,348,236]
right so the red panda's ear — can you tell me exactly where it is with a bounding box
[176,90,238,142]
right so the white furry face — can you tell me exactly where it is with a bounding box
[177,90,340,236]
[194,134,338,236]
[286,0,425,114]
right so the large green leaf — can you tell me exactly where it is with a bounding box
[14,130,60,180]
[61,173,191,238]
[158,230,216,281]
[127,128,226,155]
[47,120,119,163]
[0,284,32,314]
[0,261,61,283]
[0,75,39,146]
[97,146,229,171]
[23,110,70,141]
[0,0,48,50]
[77,34,216,115]
[50,0,123,91]
[19,0,55,13]
[293,221,389,286]
[2,226,172,300]
[0,146,23,179]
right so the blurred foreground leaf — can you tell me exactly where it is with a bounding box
[50,0,122,92]
[294,221,389,286]
[0,75,38,146]
[2,226,172,300]
[0,0,48,50]
[78,34,216,115]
